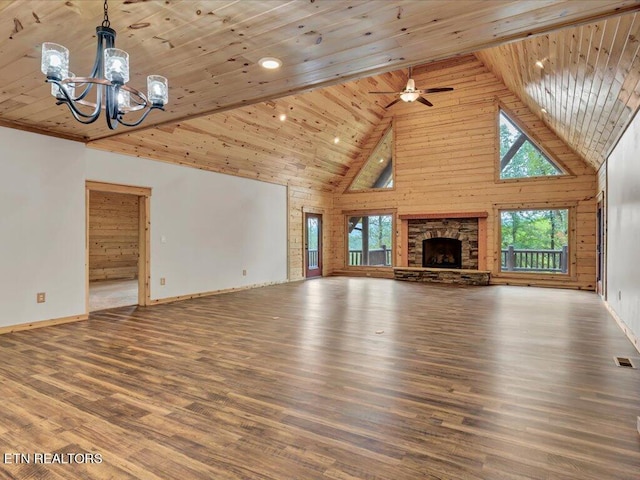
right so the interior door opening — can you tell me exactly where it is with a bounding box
[86,181,150,312]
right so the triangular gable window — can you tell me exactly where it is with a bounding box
[499,110,565,179]
[347,127,393,191]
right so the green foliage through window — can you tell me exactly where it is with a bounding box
[347,214,393,266]
[500,209,569,274]
[499,111,563,179]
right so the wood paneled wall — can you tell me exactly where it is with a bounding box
[288,186,333,281]
[329,55,597,289]
[89,191,139,282]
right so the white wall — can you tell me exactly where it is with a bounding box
[0,128,86,327]
[607,111,640,346]
[0,126,288,328]
[86,150,288,300]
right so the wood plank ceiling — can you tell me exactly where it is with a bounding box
[0,0,638,142]
[476,11,640,171]
[90,70,406,191]
[1,1,640,191]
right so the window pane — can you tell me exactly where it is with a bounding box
[500,209,569,274]
[348,128,394,191]
[307,217,318,250]
[499,111,563,179]
[347,214,393,266]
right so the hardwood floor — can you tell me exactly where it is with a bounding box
[0,278,638,479]
[89,279,138,312]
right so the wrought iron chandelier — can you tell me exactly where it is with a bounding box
[40,0,168,130]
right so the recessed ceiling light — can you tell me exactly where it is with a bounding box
[333,136,340,144]
[259,57,282,69]
[535,60,544,69]
[279,113,286,122]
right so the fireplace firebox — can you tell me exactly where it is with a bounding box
[423,238,462,269]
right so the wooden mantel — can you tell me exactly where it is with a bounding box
[399,211,488,220]
[398,212,488,270]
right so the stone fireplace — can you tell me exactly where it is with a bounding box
[407,217,479,269]
[394,212,490,285]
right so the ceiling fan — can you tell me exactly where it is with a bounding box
[369,67,454,108]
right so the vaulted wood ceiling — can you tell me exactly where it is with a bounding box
[1,1,640,190]
[476,11,640,171]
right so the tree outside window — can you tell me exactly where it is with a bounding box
[499,111,564,179]
[348,214,393,266]
[500,209,569,274]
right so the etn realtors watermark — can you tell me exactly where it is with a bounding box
[3,452,103,464]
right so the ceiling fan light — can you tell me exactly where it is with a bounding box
[41,43,69,80]
[400,91,420,102]
[104,48,129,84]
[147,75,169,106]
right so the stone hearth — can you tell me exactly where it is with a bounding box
[393,267,490,286]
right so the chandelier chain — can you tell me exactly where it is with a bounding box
[102,0,110,28]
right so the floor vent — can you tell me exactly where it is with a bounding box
[614,356,636,368]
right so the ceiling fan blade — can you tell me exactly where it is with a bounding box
[417,96,433,107]
[369,91,403,94]
[385,98,402,108]
[420,87,454,93]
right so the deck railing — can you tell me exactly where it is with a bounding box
[501,245,568,273]
[349,248,392,266]
[308,249,319,269]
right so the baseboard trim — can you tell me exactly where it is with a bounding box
[148,280,290,306]
[0,313,89,335]
[604,301,640,354]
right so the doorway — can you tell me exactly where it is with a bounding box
[86,181,151,312]
[304,213,322,278]
[596,197,605,297]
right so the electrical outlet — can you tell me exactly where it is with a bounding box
[160,277,166,286]
[242,269,247,276]
[36,292,46,303]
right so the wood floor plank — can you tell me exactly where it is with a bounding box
[0,278,639,479]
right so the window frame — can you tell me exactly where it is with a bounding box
[345,120,396,193]
[495,105,574,183]
[492,202,577,281]
[344,210,396,269]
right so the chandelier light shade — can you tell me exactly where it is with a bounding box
[104,48,130,84]
[52,71,75,99]
[41,0,168,130]
[147,75,169,105]
[41,43,69,80]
